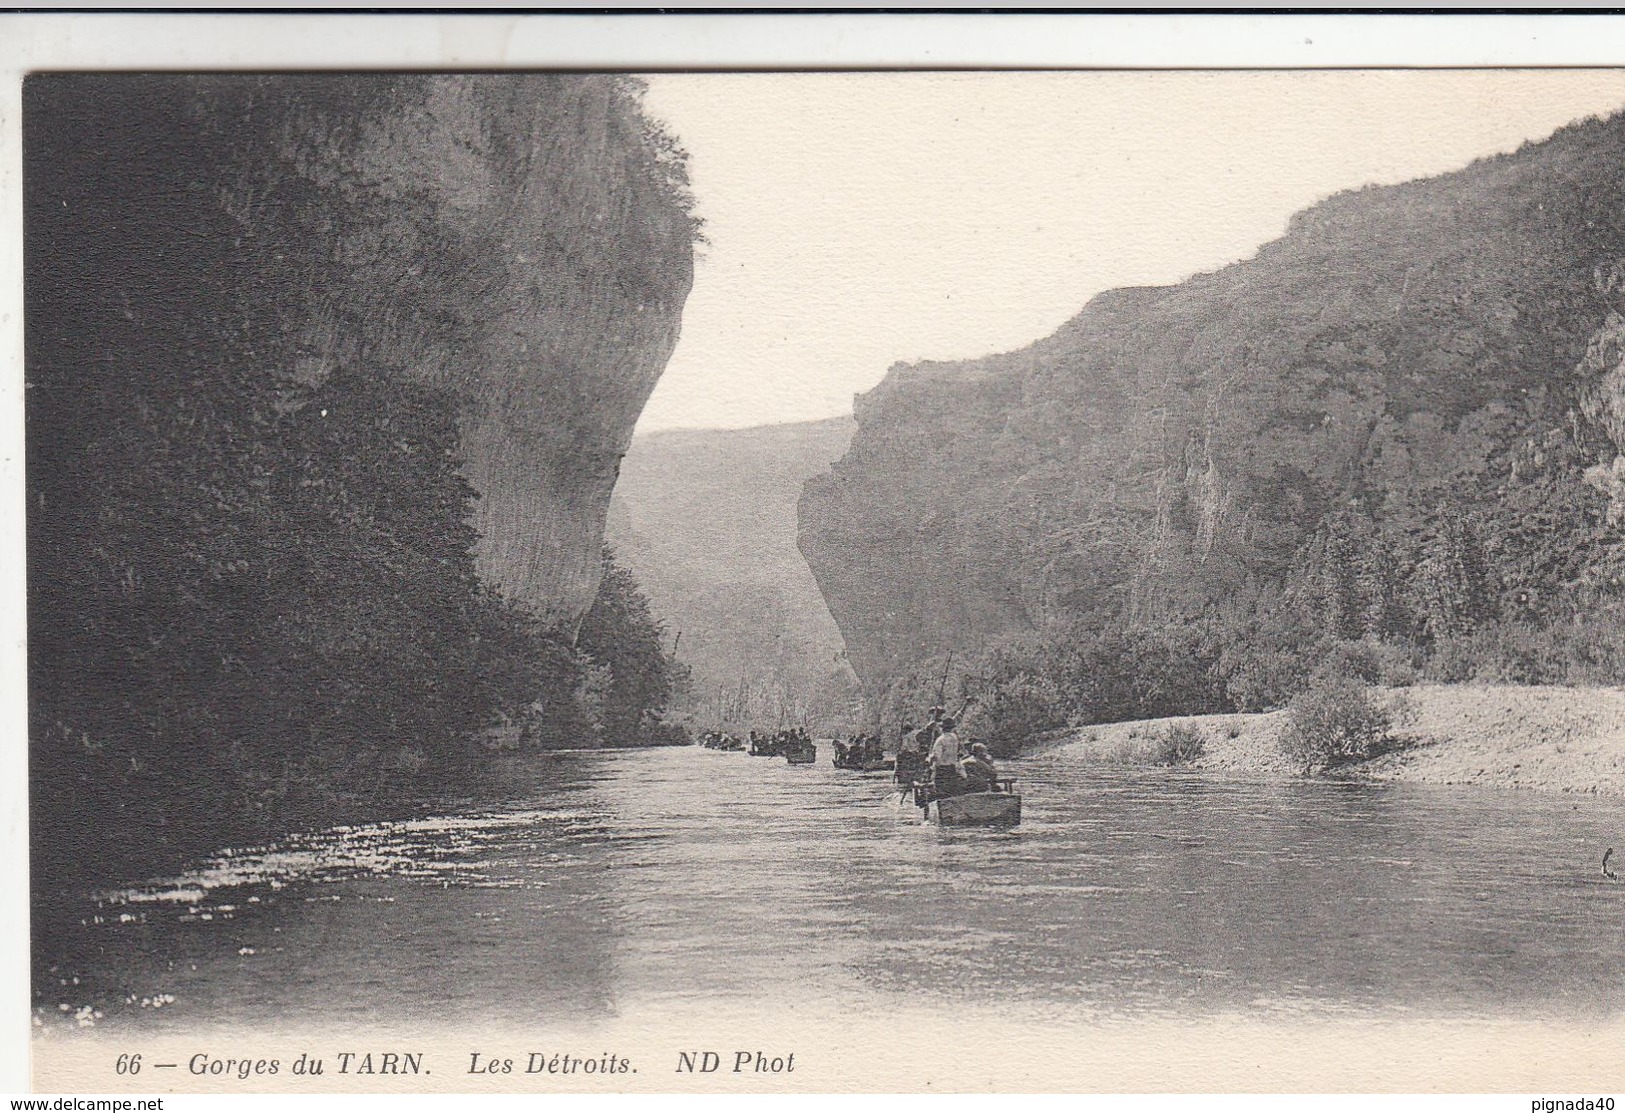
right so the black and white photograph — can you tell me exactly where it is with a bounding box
[17,13,1625,1095]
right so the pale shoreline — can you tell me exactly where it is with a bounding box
[1040,683,1625,796]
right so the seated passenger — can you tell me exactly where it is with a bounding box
[960,742,997,794]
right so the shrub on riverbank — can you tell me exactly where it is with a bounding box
[1087,720,1209,765]
[1280,676,1395,769]
[1151,722,1207,764]
[963,650,1069,756]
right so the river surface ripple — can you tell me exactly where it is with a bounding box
[34,746,1625,1034]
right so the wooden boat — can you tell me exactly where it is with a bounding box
[929,790,1021,827]
[785,744,817,765]
[915,777,1021,827]
[832,747,894,772]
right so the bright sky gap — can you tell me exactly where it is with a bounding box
[635,70,1625,433]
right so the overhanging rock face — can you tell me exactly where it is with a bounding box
[282,75,698,628]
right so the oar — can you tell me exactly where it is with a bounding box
[934,650,954,711]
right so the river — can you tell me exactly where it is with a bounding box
[32,745,1625,1038]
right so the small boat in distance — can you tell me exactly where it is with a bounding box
[785,741,817,765]
[832,734,893,772]
[750,727,813,758]
[847,756,894,773]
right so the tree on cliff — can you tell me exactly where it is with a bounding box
[576,547,686,746]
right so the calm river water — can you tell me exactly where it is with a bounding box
[33,745,1625,1035]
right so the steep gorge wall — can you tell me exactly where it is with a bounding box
[28,74,695,630]
[800,112,1625,699]
[25,74,697,878]
[279,75,698,626]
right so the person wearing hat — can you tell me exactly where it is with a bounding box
[960,742,997,794]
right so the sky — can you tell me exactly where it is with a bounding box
[634,70,1625,434]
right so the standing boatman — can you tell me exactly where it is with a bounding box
[896,721,924,784]
[928,716,965,798]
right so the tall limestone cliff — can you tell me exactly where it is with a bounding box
[28,74,695,629]
[801,111,1625,704]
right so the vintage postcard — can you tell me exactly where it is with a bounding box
[14,12,1625,1099]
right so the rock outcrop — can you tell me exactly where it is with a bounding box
[25,73,697,880]
[801,111,1625,700]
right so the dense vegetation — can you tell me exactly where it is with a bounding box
[803,112,1625,753]
[27,75,693,886]
[573,547,693,749]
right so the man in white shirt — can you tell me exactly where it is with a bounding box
[929,717,964,797]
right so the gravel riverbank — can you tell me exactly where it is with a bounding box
[1042,684,1625,795]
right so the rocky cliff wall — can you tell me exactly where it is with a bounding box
[279,75,698,626]
[800,112,1625,699]
[28,74,694,631]
[24,74,697,877]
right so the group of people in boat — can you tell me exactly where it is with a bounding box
[896,706,1000,800]
[832,733,887,769]
[697,702,1015,823]
[700,710,999,795]
[748,727,812,757]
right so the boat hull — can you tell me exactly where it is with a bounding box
[928,792,1021,827]
[785,746,817,765]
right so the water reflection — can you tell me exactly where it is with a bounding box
[33,746,1625,1034]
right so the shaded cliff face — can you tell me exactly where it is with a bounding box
[27,74,694,629]
[284,75,698,625]
[607,417,859,724]
[801,112,1625,698]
